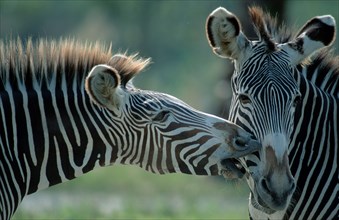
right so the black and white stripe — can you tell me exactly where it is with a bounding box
[230,46,338,219]
[286,54,338,219]
[0,38,259,219]
[206,6,338,219]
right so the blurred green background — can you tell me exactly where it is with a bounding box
[1,0,338,219]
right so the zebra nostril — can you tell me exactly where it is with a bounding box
[261,178,271,194]
[233,137,261,152]
[235,137,246,147]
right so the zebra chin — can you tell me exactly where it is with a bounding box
[250,146,295,212]
[253,185,293,212]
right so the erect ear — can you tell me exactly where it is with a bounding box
[85,64,122,110]
[281,15,336,65]
[206,7,250,60]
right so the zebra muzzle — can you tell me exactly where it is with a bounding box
[213,122,261,154]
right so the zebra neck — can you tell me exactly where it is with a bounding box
[287,71,338,215]
[1,81,121,195]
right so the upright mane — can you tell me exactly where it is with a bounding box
[248,6,293,47]
[0,38,150,89]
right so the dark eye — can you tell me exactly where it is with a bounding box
[153,110,170,121]
[293,95,302,107]
[238,94,251,105]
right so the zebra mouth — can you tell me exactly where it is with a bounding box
[220,158,246,179]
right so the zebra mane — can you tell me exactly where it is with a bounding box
[0,38,150,88]
[248,6,293,48]
[298,49,339,95]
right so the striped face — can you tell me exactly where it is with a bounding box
[229,44,299,211]
[206,6,335,213]
[110,89,257,175]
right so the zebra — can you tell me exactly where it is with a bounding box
[0,38,260,219]
[206,6,338,219]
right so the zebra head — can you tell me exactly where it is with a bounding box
[206,7,336,212]
[84,54,260,176]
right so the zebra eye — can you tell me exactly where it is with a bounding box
[293,95,302,107]
[153,110,171,121]
[238,94,251,105]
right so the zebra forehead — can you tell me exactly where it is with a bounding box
[236,66,297,91]
[131,91,190,110]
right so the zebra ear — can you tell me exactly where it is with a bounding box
[206,7,250,60]
[85,64,122,109]
[282,15,336,65]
